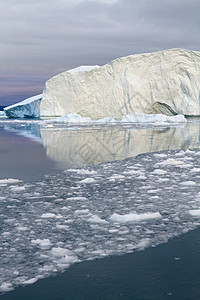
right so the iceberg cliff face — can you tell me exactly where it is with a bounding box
[40,48,200,119]
[4,49,200,119]
[4,94,42,118]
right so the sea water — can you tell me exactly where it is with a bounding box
[0,116,200,296]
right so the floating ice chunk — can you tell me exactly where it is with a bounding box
[2,232,11,236]
[109,174,125,179]
[66,197,88,201]
[56,224,69,230]
[16,226,29,231]
[41,213,56,218]
[31,239,52,249]
[157,158,184,166]
[180,181,196,186]
[23,278,38,285]
[189,210,200,216]
[109,212,161,223]
[74,209,90,215]
[152,169,167,175]
[123,170,143,175]
[50,247,72,258]
[154,153,168,158]
[76,169,97,175]
[185,149,195,154]
[158,178,169,182]
[175,150,185,156]
[147,189,161,194]
[80,178,95,183]
[0,179,23,184]
[190,168,200,173]
[0,282,13,292]
[87,215,108,224]
[136,238,150,249]
[10,186,26,192]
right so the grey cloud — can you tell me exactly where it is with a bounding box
[0,0,199,105]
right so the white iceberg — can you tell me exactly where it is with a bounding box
[41,48,200,118]
[4,49,200,119]
[4,94,42,118]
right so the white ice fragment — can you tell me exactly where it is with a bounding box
[87,215,108,224]
[66,197,87,201]
[50,247,72,258]
[109,212,161,223]
[185,149,195,154]
[80,178,95,183]
[0,282,13,292]
[74,209,90,215]
[157,158,184,166]
[180,181,196,186]
[76,169,97,175]
[23,278,38,285]
[41,213,56,218]
[0,178,23,184]
[10,186,26,192]
[189,210,200,216]
[136,238,150,249]
[31,239,52,249]
[16,226,29,231]
[190,168,200,173]
[152,169,167,175]
[123,170,144,175]
[56,224,69,230]
[109,174,125,179]
[154,153,168,158]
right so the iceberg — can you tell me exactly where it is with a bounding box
[4,49,200,119]
[41,48,200,118]
[4,94,42,118]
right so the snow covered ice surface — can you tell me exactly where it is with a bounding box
[1,147,200,293]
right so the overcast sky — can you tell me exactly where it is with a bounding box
[0,0,199,106]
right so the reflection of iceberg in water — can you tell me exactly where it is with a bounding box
[40,124,200,169]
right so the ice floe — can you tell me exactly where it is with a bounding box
[0,148,200,294]
[109,212,161,223]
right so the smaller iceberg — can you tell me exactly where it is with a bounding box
[4,94,42,118]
